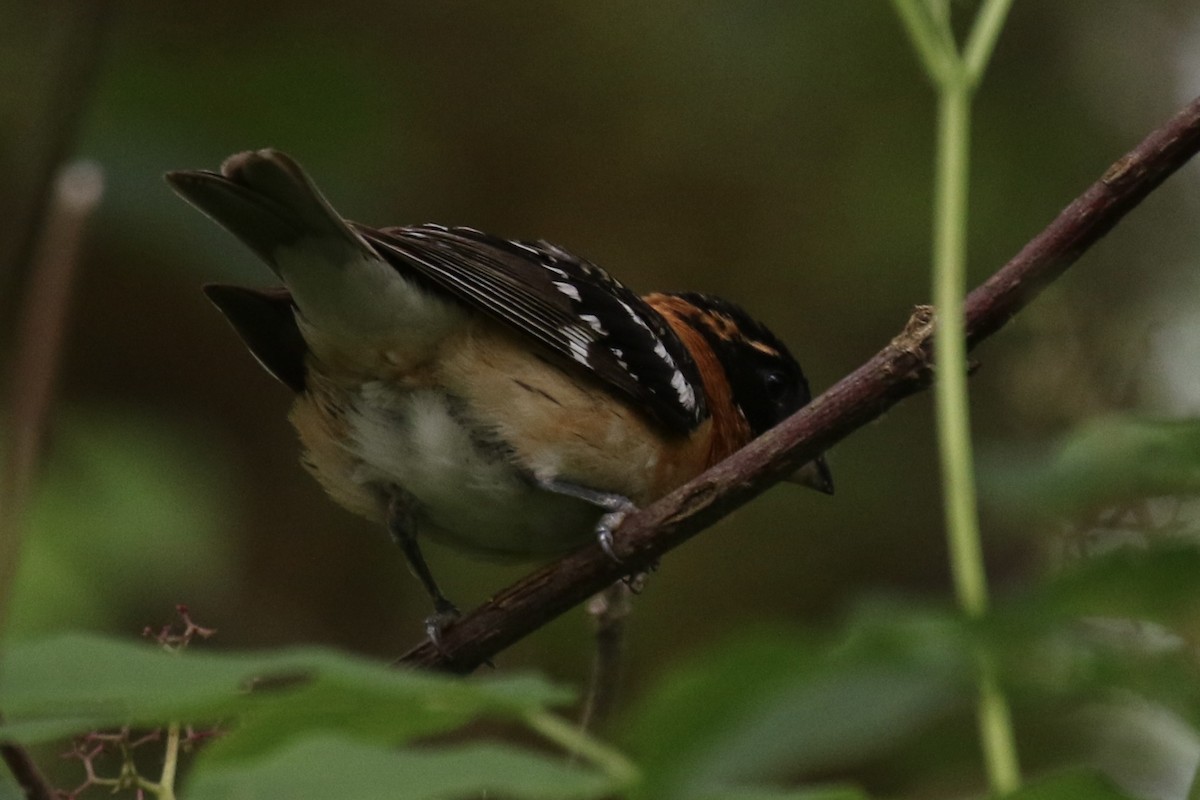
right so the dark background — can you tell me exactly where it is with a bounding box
[4,0,1200,720]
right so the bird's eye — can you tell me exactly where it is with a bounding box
[763,370,788,402]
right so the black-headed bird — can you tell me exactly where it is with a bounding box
[167,150,832,638]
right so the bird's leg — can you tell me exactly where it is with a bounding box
[386,491,460,644]
[536,478,637,562]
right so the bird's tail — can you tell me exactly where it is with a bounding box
[166,149,375,277]
[168,150,458,356]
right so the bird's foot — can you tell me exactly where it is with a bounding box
[596,498,637,562]
[423,597,462,651]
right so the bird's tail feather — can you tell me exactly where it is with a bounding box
[166,149,374,278]
[172,150,462,364]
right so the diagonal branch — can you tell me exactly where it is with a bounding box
[399,94,1200,673]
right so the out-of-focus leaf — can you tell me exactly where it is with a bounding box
[1002,769,1138,799]
[984,543,1200,724]
[0,632,572,762]
[696,787,868,800]
[624,541,1200,800]
[623,622,968,800]
[1078,701,1200,800]
[0,770,21,800]
[185,736,616,800]
[5,409,235,637]
[983,416,1200,518]
[1022,543,1200,627]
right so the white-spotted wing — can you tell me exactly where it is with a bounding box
[354,224,707,433]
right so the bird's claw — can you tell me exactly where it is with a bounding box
[596,500,636,562]
[423,599,462,652]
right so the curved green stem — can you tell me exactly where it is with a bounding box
[157,722,181,800]
[965,0,1016,82]
[892,1,1021,794]
[525,711,640,787]
[934,85,986,617]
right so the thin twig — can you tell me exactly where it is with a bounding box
[0,161,104,635]
[0,162,103,800]
[578,582,634,733]
[396,94,1200,673]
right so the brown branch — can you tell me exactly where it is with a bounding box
[399,94,1200,673]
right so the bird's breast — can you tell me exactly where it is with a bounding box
[289,320,714,559]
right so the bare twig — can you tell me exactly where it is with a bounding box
[398,95,1200,673]
[578,582,635,733]
[0,161,104,635]
[0,162,103,800]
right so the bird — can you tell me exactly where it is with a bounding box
[166,149,833,638]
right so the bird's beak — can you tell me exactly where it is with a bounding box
[785,455,834,495]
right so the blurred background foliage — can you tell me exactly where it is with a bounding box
[5,1,1200,797]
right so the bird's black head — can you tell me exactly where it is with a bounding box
[665,292,833,494]
[668,292,811,436]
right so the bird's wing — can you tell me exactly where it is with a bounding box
[356,224,707,433]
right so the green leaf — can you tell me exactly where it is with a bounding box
[185,736,616,800]
[696,787,869,800]
[5,409,236,637]
[983,543,1200,724]
[0,632,571,761]
[984,416,1200,519]
[624,623,967,800]
[0,770,23,800]
[1022,542,1200,626]
[1002,769,1137,799]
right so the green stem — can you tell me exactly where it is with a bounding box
[525,711,639,787]
[158,722,181,800]
[890,0,954,84]
[964,0,1016,82]
[934,85,985,617]
[978,660,1021,796]
[893,2,1021,794]
[933,68,1021,800]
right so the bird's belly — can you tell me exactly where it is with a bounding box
[292,381,603,558]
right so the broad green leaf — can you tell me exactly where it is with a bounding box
[624,623,967,800]
[185,736,616,800]
[981,544,1200,725]
[1002,769,1137,799]
[696,787,868,800]
[1018,543,1200,627]
[984,416,1200,519]
[0,632,571,761]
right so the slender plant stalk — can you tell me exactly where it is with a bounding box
[934,84,986,616]
[579,582,633,735]
[157,722,181,800]
[0,161,104,637]
[965,0,1017,80]
[892,0,1020,794]
[891,1,953,83]
[525,711,639,787]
